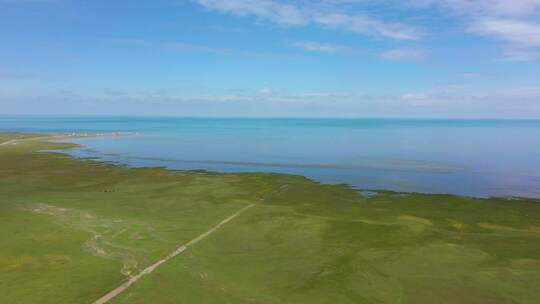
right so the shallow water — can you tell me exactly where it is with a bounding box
[2,116,540,198]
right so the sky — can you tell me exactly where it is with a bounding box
[1,0,540,118]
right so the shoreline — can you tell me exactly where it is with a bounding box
[2,131,539,201]
[2,130,540,304]
[0,131,142,146]
[3,115,540,200]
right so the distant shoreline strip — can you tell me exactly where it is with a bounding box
[0,132,142,147]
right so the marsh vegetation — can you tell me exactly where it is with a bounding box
[1,133,539,303]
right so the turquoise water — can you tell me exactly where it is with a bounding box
[1,116,540,198]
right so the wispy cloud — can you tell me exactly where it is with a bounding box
[380,48,429,60]
[109,38,281,57]
[4,83,540,117]
[500,48,540,61]
[411,0,540,17]
[396,84,540,109]
[468,18,540,61]
[413,0,540,61]
[193,1,540,60]
[194,0,423,40]
[469,19,540,47]
[291,41,352,53]
[0,0,58,3]
[195,0,308,25]
[461,72,486,78]
[291,40,430,61]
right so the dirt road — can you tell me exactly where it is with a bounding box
[93,203,255,304]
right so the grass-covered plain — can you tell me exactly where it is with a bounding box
[1,132,539,304]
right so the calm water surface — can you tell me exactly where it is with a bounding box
[1,116,540,198]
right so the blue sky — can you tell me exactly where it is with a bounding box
[1,0,540,118]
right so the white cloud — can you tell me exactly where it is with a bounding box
[468,18,540,61]
[109,38,281,57]
[259,87,272,94]
[311,11,422,40]
[194,0,422,40]
[396,84,540,109]
[195,0,308,25]
[411,0,540,17]
[461,72,485,78]
[410,0,540,61]
[0,0,57,3]
[469,19,540,47]
[411,0,540,60]
[193,0,540,60]
[291,41,350,53]
[500,48,540,61]
[4,84,540,117]
[380,48,429,60]
[484,0,540,16]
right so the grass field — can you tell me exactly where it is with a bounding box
[1,133,540,304]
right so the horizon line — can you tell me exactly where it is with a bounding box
[1,114,540,121]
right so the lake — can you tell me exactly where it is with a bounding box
[1,116,539,198]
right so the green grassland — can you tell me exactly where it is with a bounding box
[1,133,539,304]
